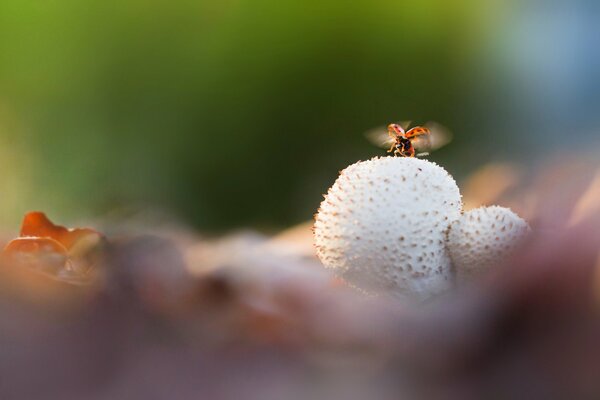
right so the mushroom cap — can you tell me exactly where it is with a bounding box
[314,157,462,299]
[447,206,530,283]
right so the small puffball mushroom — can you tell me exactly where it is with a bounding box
[447,206,530,283]
[314,157,462,300]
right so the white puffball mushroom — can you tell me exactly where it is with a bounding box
[314,157,462,300]
[447,206,530,283]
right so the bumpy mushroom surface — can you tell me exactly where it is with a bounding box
[447,206,530,283]
[314,157,462,299]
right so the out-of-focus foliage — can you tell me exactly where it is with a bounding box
[0,0,482,229]
[0,0,599,230]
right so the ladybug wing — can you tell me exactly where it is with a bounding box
[412,122,452,154]
[425,121,453,150]
[365,125,395,149]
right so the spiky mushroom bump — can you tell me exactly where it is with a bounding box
[314,157,462,300]
[447,206,530,283]
[2,212,104,283]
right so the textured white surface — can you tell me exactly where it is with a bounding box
[447,206,530,283]
[314,157,462,299]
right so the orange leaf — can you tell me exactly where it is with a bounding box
[19,211,101,252]
[3,237,69,273]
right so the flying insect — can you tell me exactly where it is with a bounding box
[366,121,452,157]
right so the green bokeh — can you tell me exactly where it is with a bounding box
[0,0,486,231]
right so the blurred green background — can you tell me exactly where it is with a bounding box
[0,0,598,231]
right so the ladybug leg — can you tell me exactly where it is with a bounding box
[387,127,398,154]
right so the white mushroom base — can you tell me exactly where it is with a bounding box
[447,206,531,283]
[314,157,462,300]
